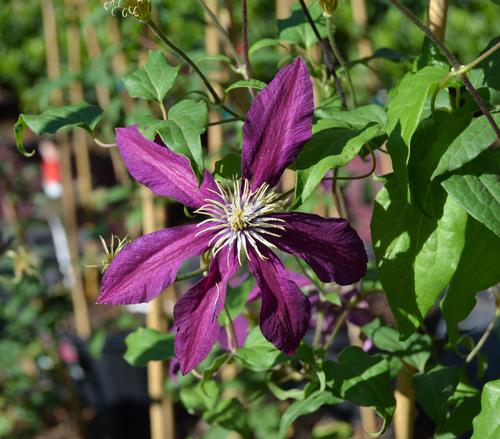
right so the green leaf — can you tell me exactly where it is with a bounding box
[371,177,468,336]
[439,376,481,437]
[277,3,326,49]
[14,102,102,156]
[278,392,340,439]
[204,399,251,438]
[249,38,287,56]
[361,319,432,372]
[225,79,267,93]
[325,347,395,435]
[179,380,220,412]
[294,122,384,206]
[156,99,208,181]
[412,366,459,428]
[441,150,500,239]
[124,327,175,367]
[218,278,252,326]
[431,113,500,179]
[235,327,288,371]
[122,50,178,103]
[441,217,500,343]
[386,65,448,146]
[316,104,387,131]
[471,37,500,105]
[471,379,500,439]
[214,153,242,180]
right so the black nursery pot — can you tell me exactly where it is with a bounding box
[63,331,150,439]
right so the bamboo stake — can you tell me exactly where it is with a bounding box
[428,0,449,42]
[394,365,416,439]
[141,187,175,439]
[205,0,224,167]
[65,0,93,208]
[76,0,130,186]
[42,0,92,339]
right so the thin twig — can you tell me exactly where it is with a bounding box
[241,0,253,81]
[324,144,377,181]
[386,0,500,142]
[323,309,348,350]
[326,15,357,108]
[298,0,347,108]
[147,19,244,120]
[465,313,498,363]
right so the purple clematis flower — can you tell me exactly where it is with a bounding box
[97,58,367,374]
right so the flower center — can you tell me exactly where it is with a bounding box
[195,178,286,264]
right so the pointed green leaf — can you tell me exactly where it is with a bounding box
[124,327,175,367]
[156,99,208,181]
[278,3,326,48]
[249,38,287,56]
[441,150,500,239]
[325,347,395,435]
[204,399,251,438]
[225,79,267,93]
[123,50,178,103]
[14,102,102,156]
[386,65,448,146]
[294,123,384,206]
[371,177,467,336]
[278,392,340,439]
[471,379,500,439]
[412,366,459,428]
[441,217,500,343]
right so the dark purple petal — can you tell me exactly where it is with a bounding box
[248,248,311,355]
[218,315,249,351]
[174,247,238,374]
[247,271,311,302]
[116,125,219,208]
[269,213,367,285]
[97,224,210,305]
[241,58,313,189]
[348,303,374,327]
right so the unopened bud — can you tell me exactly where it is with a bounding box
[319,0,338,17]
[104,0,151,22]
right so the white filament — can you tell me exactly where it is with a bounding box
[195,178,285,264]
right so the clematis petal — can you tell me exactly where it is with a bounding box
[97,224,210,305]
[248,247,311,355]
[116,125,219,208]
[218,315,249,351]
[241,58,313,189]
[269,213,367,285]
[174,246,238,374]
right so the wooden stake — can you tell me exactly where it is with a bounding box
[41,0,91,339]
[204,0,224,167]
[65,0,93,208]
[394,365,416,439]
[76,0,130,186]
[141,187,175,439]
[428,0,449,42]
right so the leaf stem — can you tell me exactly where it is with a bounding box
[325,16,357,108]
[386,0,500,142]
[146,19,244,120]
[298,0,347,108]
[465,312,498,364]
[323,309,348,350]
[175,266,207,282]
[241,0,255,98]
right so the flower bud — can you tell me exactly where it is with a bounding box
[104,0,151,22]
[319,0,338,17]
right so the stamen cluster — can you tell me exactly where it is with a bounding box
[195,179,286,264]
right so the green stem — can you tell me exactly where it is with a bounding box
[465,312,498,364]
[326,16,357,108]
[146,19,244,120]
[224,305,238,352]
[313,311,325,347]
[386,0,500,142]
[295,256,329,297]
[175,266,207,282]
[323,309,348,350]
